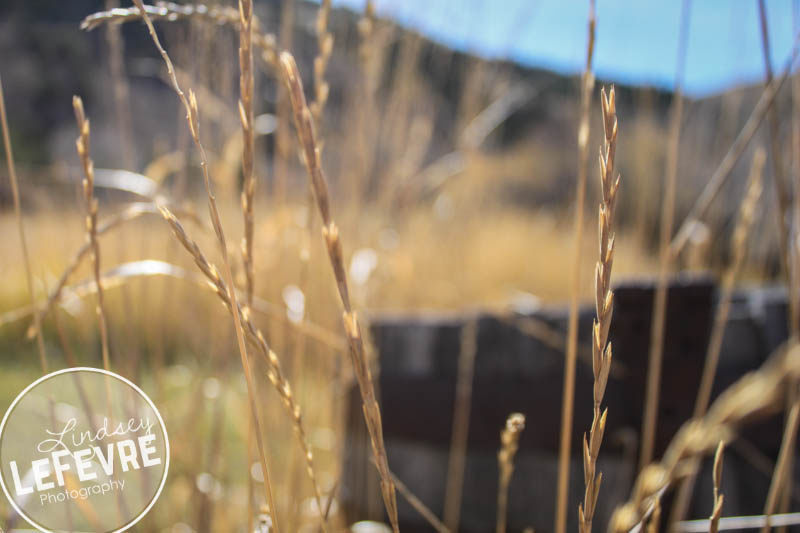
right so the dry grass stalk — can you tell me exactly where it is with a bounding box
[443,319,479,532]
[555,2,595,531]
[608,342,800,533]
[389,469,451,533]
[640,0,691,472]
[273,0,294,204]
[728,437,800,498]
[709,442,725,533]
[0,76,48,373]
[358,1,376,82]
[290,7,334,485]
[510,315,619,377]
[497,413,525,533]
[129,1,280,528]
[695,149,765,417]
[760,397,800,533]
[455,58,489,146]
[668,149,765,529]
[278,52,400,533]
[793,3,800,340]
[757,0,793,324]
[81,2,277,68]
[646,499,661,533]
[295,0,333,315]
[380,34,425,190]
[311,0,333,130]
[237,1,257,528]
[290,0,335,385]
[353,0,377,205]
[783,5,800,528]
[158,206,326,529]
[103,0,134,170]
[238,0,256,310]
[578,86,619,533]
[73,96,112,374]
[669,31,800,256]
[42,264,80,371]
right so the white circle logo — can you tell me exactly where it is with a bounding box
[0,368,169,532]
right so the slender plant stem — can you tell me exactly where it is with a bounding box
[279,51,400,533]
[793,0,800,340]
[443,319,478,531]
[390,468,452,533]
[555,3,595,532]
[781,6,800,528]
[757,0,794,330]
[669,149,766,532]
[761,396,800,533]
[647,500,662,533]
[497,413,525,533]
[0,76,48,374]
[157,206,326,532]
[670,30,800,256]
[130,1,280,529]
[353,1,377,210]
[311,0,333,135]
[640,0,692,472]
[696,151,764,417]
[237,1,260,528]
[710,442,726,533]
[239,0,256,311]
[103,0,134,170]
[73,96,112,374]
[273,0,294,203]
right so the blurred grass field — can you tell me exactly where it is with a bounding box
[0,0,797,532]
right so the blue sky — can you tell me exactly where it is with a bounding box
[330,0,798,97]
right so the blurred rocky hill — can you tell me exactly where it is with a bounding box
[0,1,787,271]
